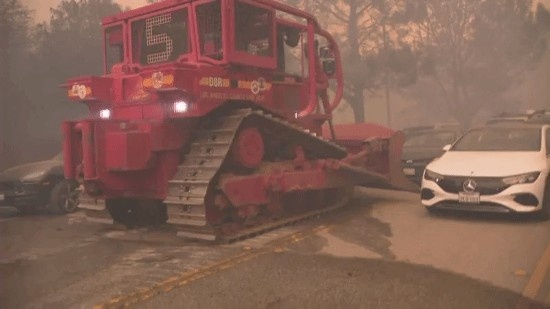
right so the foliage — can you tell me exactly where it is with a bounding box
[1,0,122,168]
[0,0,32,169]
[34,0,122,77]
[405,0,549,127]
[283,0,418,123]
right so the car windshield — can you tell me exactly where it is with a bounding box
[404,131,457,148]
[451,127,541,151]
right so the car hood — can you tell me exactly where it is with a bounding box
[1,160,61,181]
[427,151,546,177]
[402,147,444,162]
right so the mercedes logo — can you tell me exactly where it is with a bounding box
[463,179,477,192]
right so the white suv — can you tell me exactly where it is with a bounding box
[421,123,550,217]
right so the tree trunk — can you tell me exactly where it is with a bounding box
[350,83,365,123]
[0,23,11,170]
[347,2,365,123]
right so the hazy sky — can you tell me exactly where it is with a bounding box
[22,0,149,21]
[22,0,550,22]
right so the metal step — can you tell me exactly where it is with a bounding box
[164,196,205,206]
[163,108,249,238]
[168,179,210,185]
[162,107,349,242]
[180,157,225,169]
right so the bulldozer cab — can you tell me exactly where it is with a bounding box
[101,0,336,78]
[97,0,343,120]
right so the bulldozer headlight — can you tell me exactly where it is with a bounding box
[99,109,111,119]
[173,101,189,113]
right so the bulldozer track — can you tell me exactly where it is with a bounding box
[164,107,348,242]
[80,108,352,242]
[214,189,350,243]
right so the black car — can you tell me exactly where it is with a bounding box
[0,153,79,214]
[401,128,462,185]
[486,110,550,125]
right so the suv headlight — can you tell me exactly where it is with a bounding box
[424,169,445,183]
[501,172,540,185]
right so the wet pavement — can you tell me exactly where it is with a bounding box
[1,188,549,308]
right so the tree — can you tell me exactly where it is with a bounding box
[5,0,122,166]
[34,0,122,78]
[283,0,417,123]
[0,0,32,169]
[408,0,548,128]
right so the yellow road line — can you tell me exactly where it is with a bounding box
[522,244,550,299]
[94,225,330,308]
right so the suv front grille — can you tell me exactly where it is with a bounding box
[437,176,510,195]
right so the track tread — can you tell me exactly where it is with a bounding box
[81,107,351,242]
[164,108,349,242]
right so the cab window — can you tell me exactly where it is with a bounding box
[276,24,306,77]
[131,9,189,65]
[105,25,124,73]
[235,1,273,57]
[196,1,223,60]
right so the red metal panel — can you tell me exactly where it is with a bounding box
[221,169,329,207]
[105,131,152,171]
[148,121,196,151]
[63,76,113,103]
[115,105,143,119]
[62,122,75,179]
[222,176,269,206]
[80,121,96,180]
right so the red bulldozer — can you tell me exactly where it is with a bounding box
[62,0,418,241]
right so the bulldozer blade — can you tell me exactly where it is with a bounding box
[386,131,421,192]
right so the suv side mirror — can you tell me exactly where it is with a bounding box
[442,144,451,152]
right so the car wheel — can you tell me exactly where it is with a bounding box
[50,180,79,214]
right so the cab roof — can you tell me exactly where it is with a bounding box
[102,0,191,25]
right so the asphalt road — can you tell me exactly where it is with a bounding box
[1,188,549,308]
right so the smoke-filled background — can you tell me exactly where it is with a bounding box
[1,0,549,170]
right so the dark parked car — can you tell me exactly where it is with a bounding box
[401,128,462,185]
[487,110,550,125]
[0,153,79,214]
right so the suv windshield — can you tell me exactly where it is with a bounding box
[452,127,541,151]
[131,9,190,65]
[404,131,457,148]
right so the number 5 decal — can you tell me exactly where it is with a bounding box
[145,14,173,64]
